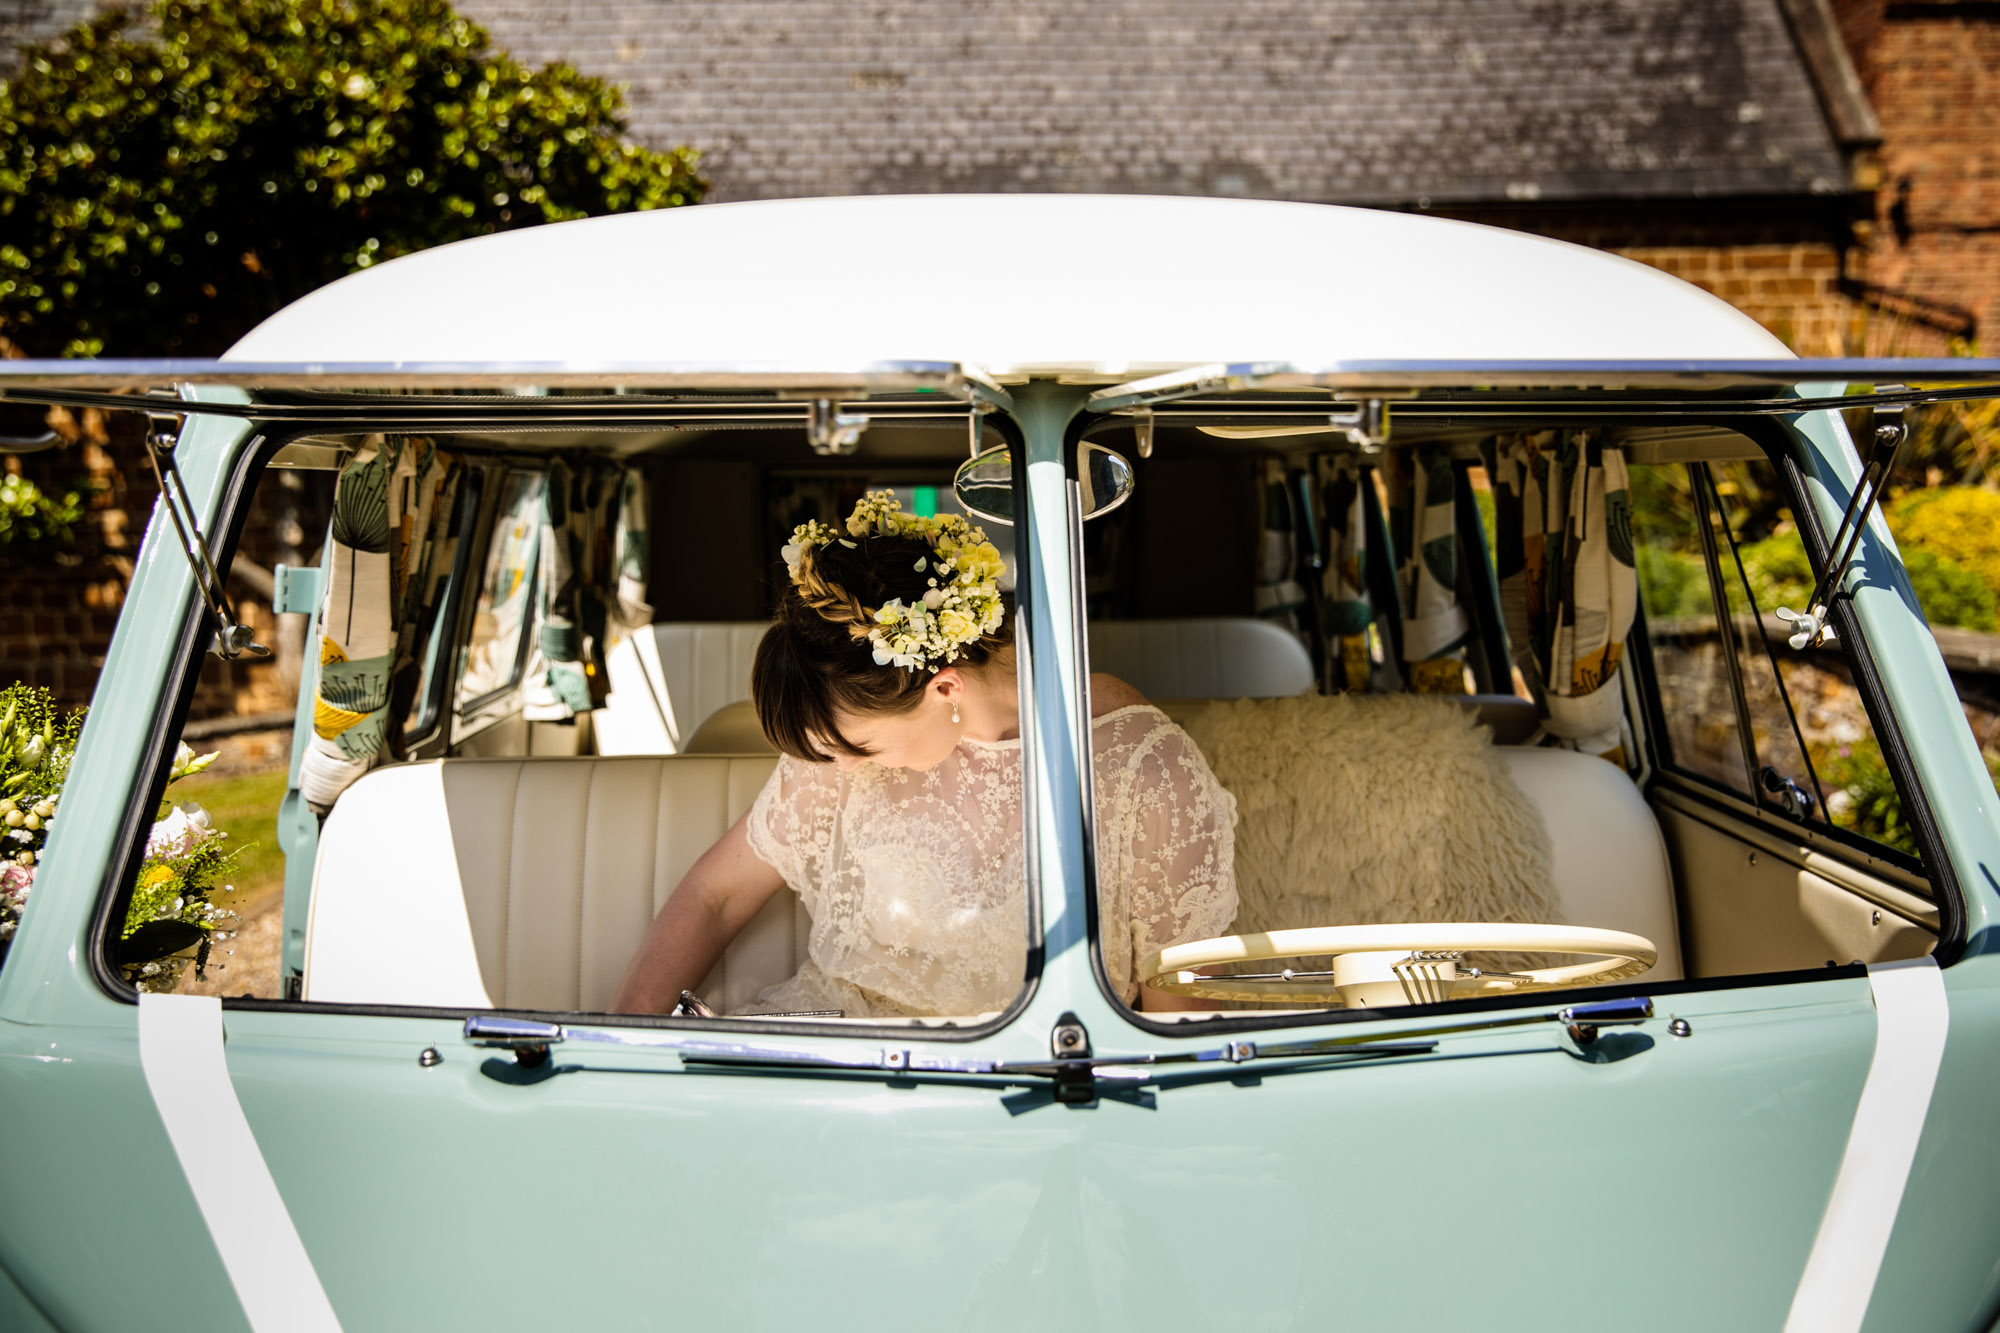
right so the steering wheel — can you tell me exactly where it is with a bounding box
[1138,923,1657,1007]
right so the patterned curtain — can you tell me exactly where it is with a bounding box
[1315,453,1378,692]
[1486,430,1638,761]
[300,437,462,811]
[524,460,653,721]
[1252,457,1306,637]
[1389,444,1471,694]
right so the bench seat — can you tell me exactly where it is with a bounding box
[307,712,1679,1013]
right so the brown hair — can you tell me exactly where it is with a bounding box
[752,530,1009,761]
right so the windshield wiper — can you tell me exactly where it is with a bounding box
[463,1013,1436,1103]
[463,997,1648,1101]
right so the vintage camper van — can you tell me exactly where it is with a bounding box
[3,195,1999,1330]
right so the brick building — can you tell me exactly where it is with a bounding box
[1833,0,2000,353]
[2,0,1995,710]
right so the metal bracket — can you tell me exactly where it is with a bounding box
[1133,410,1155,459]
[1048,1012,1097,1105]
[1761,765,1817,820]
[143,416,271,661]
[807,398,869,456]
[1329,399,1389,453]
[270,563,323,616]
[1559,996,1654,1046]
[1776,399,1905,650]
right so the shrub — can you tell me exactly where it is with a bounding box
[1636,544,1709,621]
[1737,534,1813,614]
[0,0,705,357]
[1739,527,1997,632]
[1816,738,1917,856]
[1891,487,2000,609]
[0,473,82,555]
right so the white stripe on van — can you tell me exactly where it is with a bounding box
[139,993,342,1333]
[1784,956,1949,1333]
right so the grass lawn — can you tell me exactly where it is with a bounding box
[170,768,290,919]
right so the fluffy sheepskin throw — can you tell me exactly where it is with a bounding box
[1178,695,1557,939]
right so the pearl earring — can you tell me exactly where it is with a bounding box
[951,702,961,725]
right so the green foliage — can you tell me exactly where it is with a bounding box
[1899,549,1998,631]
[1736,534,1813,613]
[0,0,706,356]
[1636,544,1710,621]
[1736,527,1997,632]
[0,473,82,554]
[1816,738,1918,857]
[170,766,289,910]
[0,683,83,803]
[1890,487,2000,609]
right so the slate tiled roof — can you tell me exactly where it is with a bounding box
[463,0,1853,206]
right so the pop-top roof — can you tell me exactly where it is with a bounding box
[225,195,1793,379]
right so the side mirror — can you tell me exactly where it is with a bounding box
[953,443,1135,527]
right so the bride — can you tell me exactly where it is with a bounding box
[611,492,1237,1018]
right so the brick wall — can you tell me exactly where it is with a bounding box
[0,414,306,721]
[1617,242,1852,354]
[1836,0,2000,354]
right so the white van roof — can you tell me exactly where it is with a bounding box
[225,194,1791,379]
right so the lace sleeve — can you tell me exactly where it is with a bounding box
[1095,713,1239,1005]
[744,755,840,902]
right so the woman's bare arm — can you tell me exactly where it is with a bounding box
[610,812,787,1014]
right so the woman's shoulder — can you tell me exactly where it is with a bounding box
[1088,673,1149,718]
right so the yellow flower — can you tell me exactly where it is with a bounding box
[140,864,174,890]
[937,608,976,642]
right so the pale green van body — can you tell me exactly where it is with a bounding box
[3,197,2000,1331]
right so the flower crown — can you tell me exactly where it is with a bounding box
[782,490,1007,672]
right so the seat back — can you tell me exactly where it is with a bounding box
[1496,747,1683,980]
[306,754,795,1012]
[1086,617,1313,699]
[597,622,770,755]
[601,617,1317,757]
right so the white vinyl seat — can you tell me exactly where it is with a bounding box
[1494,747,1683,981]
[598,617,1318,757]
[1086,617,1313,699]
[306,754,792,1012]
[309,715,1678,1015]
[596,622,770,755]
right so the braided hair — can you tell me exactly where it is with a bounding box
[752,530,1009,762]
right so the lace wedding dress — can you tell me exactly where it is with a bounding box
[744,704,1239,1018]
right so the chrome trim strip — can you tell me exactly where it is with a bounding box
[1087,357,2000,413]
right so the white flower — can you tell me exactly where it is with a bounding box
[147,803,213,855]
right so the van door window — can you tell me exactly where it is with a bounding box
[1631,463,1755,795]
[458,470,545,710]
[1637,452,1923,861]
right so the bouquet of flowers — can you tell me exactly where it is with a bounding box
[0,684,80,947]
[116,743,244,990]
[0,685,244,990]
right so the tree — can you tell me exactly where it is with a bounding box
[0,0,705,357]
